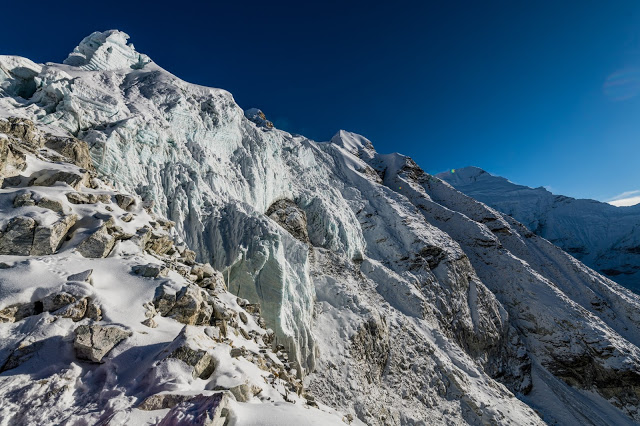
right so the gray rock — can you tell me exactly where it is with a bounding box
[0,302,36,323]
[30,168,89,190]
[133,263,167,278]
[74,324,132,363]
[31,214,77,255]
[153,285,176,316]
[230,348,245,358]
[41,292,76,312]
[76,220,117,258]
[138,393,196,410]
[0,216,36,255]
[239,312,248,324]
[156,393,230,426]
[168,345,216,379]
[181,249,197,265]
[68,269,93,283]
[44,136,93,169]
[0,339,45,372]
[142,318,158,328]
[53,298,87,321]
[229,383,254,402]
[146,232,174,255]
[13,191,35,207]
[114,193,135,210]
[85,299,102,321]
[36,198,65,213]
[265,199,309,243]
[168,285,212,326]
[66,191,109,204]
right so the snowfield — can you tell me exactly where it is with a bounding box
[0,30,639,425]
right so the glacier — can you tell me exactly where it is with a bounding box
[438,166,640,293]
[0,30,640,425]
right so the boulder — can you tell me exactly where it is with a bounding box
[68,269,93,283]
[142,318,158,328]
[181,249,197,265]
[114,193,135,210]
[0,339,45,372]
[53,298,87,321]
[76,220,117,258]
[168,286,212,326]
[66,191,111,204]
[85,299,102,321]
[168,345,216,380]
[229,383,257,402]
[44,137,92,169]
[138,393,196,410]
[0,216,36,255]
[145,231,174,255]
[153,285,177,316]
[157,393,230,426]
[13,191,35,207]
[41,292,76,312]
[74,324,132,363]
[31,214,77,255]
[0,302,36,323]
[30,168,89,190]
[133,263,167,278]
[36,197,65,213]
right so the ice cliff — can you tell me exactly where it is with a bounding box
[1,30,640,425]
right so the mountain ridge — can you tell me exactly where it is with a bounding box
[0,30,639,425]
[438,166,640,292]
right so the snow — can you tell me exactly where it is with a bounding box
[1,30,640,425]
[438,166,640,292]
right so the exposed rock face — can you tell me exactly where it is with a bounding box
[244,108,274,130]
[73,324,131,363]
[30,168,89,190]
[31,214,77,255]
[350,315,390,384]
[167,285,213,326]
[44,137,93,170]
[266,199,310,243]
[0,216,36,255]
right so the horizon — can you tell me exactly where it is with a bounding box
[1,1,639,205]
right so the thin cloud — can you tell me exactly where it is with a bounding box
[607,190,640,207]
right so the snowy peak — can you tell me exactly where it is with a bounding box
[439,166,640,292]
[329,130,375,154]
[63,30,151,71]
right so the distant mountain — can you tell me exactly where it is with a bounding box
[438,166,640,292]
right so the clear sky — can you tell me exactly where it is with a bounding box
[2,1,640,203]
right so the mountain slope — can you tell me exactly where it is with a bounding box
[1,30,640,425]
[438,166,640,292]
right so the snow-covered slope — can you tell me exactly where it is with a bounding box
[438,166,640,292]
[1,30,640,425]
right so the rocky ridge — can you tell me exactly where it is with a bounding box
[0,118,340,425]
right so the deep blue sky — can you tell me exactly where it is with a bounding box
[2,1,640,203]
